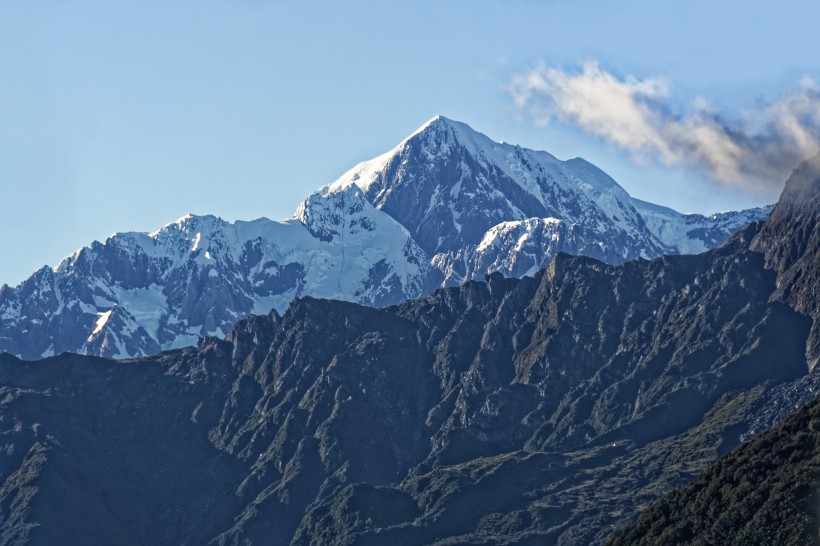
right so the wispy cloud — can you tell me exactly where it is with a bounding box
[510,61,820,195]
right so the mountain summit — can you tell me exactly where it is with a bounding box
[330,115,658,261]
[0,117,772,358]
[327,116,771,282]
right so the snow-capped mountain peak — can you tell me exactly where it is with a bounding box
[0,116,772,359]
[324,117,667,267]
[296,183,378,241]
[1,188,429,359]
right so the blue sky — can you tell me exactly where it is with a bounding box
[2,0,820,285]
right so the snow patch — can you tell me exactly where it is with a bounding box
[92,310,112,336]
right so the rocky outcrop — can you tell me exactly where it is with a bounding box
[751,152,820,370]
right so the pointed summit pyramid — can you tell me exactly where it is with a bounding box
[327,116,666,264]
[324,116,772,284]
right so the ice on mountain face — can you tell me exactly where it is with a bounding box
[635,201,710,254]
[109,285,169,340]
[294,184,378,242]
[472,218,568,277]
[0,184,430,359]
[290,185,430,306]
[0,116,771,360]
[81,306,142,358]
[462,217,617,279]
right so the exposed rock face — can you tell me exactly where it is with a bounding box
[0,156,815,544]
[0,117,772,359]
[751,152,820,370]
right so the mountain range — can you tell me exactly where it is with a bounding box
[0,116,772,359]
[0,146,816,545]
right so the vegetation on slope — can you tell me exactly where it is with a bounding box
[606,394,820,545]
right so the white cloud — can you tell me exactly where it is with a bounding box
[510,61,820,195]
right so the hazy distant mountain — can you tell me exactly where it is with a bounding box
[0,116,771,358]
[631,197,774,254]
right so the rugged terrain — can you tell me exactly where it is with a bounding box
[607,159,820,543]
[0,153,815,545]
[0,117,771,359]
[606,391,820,545]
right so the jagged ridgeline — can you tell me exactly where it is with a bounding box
[0,117,771,359]
[0,153,817,544]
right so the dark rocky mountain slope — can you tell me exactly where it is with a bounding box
[0,155,816,544]
[751,152,820,370]
[606,155,820,546]
[606,390,820,546]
